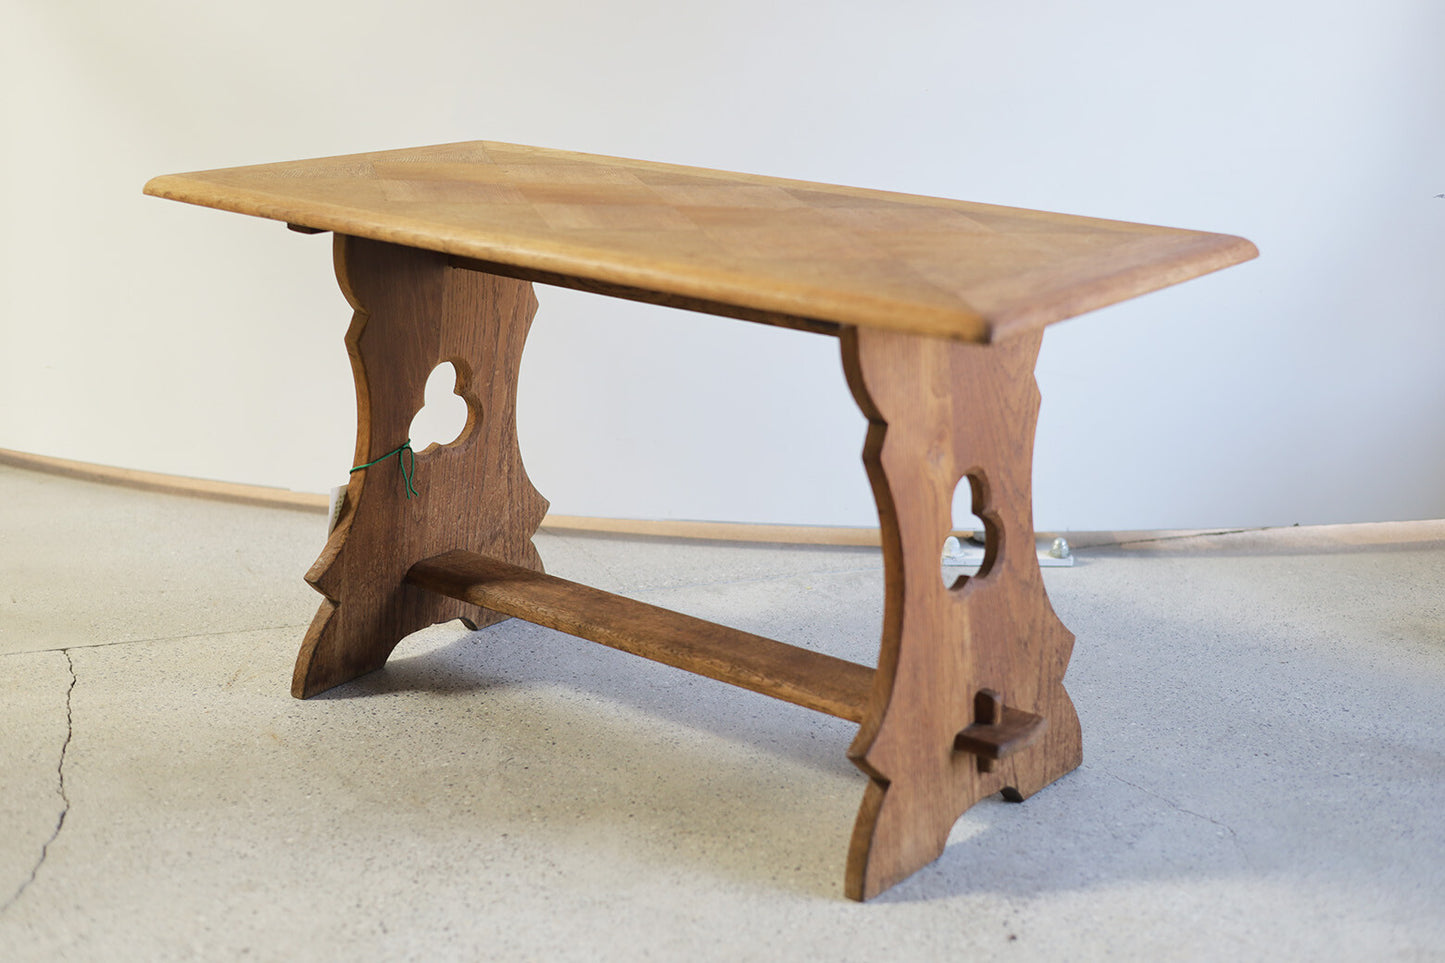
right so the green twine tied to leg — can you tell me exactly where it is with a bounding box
[350,440,419,499]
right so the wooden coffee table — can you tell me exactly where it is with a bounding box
[145,141,1256,899]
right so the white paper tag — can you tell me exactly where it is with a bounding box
[327,484,348,534]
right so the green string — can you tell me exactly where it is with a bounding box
[350,440,419,499]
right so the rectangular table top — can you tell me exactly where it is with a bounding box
[145,141,1256,342]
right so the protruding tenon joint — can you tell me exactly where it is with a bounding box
[953,689,1048,773]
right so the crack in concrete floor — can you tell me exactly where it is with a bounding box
[0,649,75,917]
[1093,765,1251,868]
[1,623,312,658]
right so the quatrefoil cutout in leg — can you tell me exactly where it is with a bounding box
[942,472,1005,590]
[409,360,479,453]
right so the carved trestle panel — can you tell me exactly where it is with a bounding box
[841,326,1082,900]
[293,236,547,698]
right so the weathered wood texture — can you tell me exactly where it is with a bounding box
[293,235,548,697]
[145,141,1257,343]
[408,549,875,722]
[840,326,1082,900]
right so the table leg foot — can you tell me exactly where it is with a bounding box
[840,327,1082,900]
[293,237,549,698]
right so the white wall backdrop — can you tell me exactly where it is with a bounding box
[2,0,1442,530]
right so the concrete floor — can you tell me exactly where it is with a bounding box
[2,462,1443,960]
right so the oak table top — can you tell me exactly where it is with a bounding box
[144,141,1256,343]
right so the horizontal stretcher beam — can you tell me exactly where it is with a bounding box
[406,550,876,722]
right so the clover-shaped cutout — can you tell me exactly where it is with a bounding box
[408,361,474,453]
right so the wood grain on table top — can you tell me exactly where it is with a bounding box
[144,141,1256,342]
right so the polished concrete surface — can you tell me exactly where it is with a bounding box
[2,463,1442,960]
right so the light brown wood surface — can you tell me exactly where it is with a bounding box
[408,549,874,721]
[293,235,548,697]
[145,141,1256,343]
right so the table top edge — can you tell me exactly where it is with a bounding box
[143,144,1257,343]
